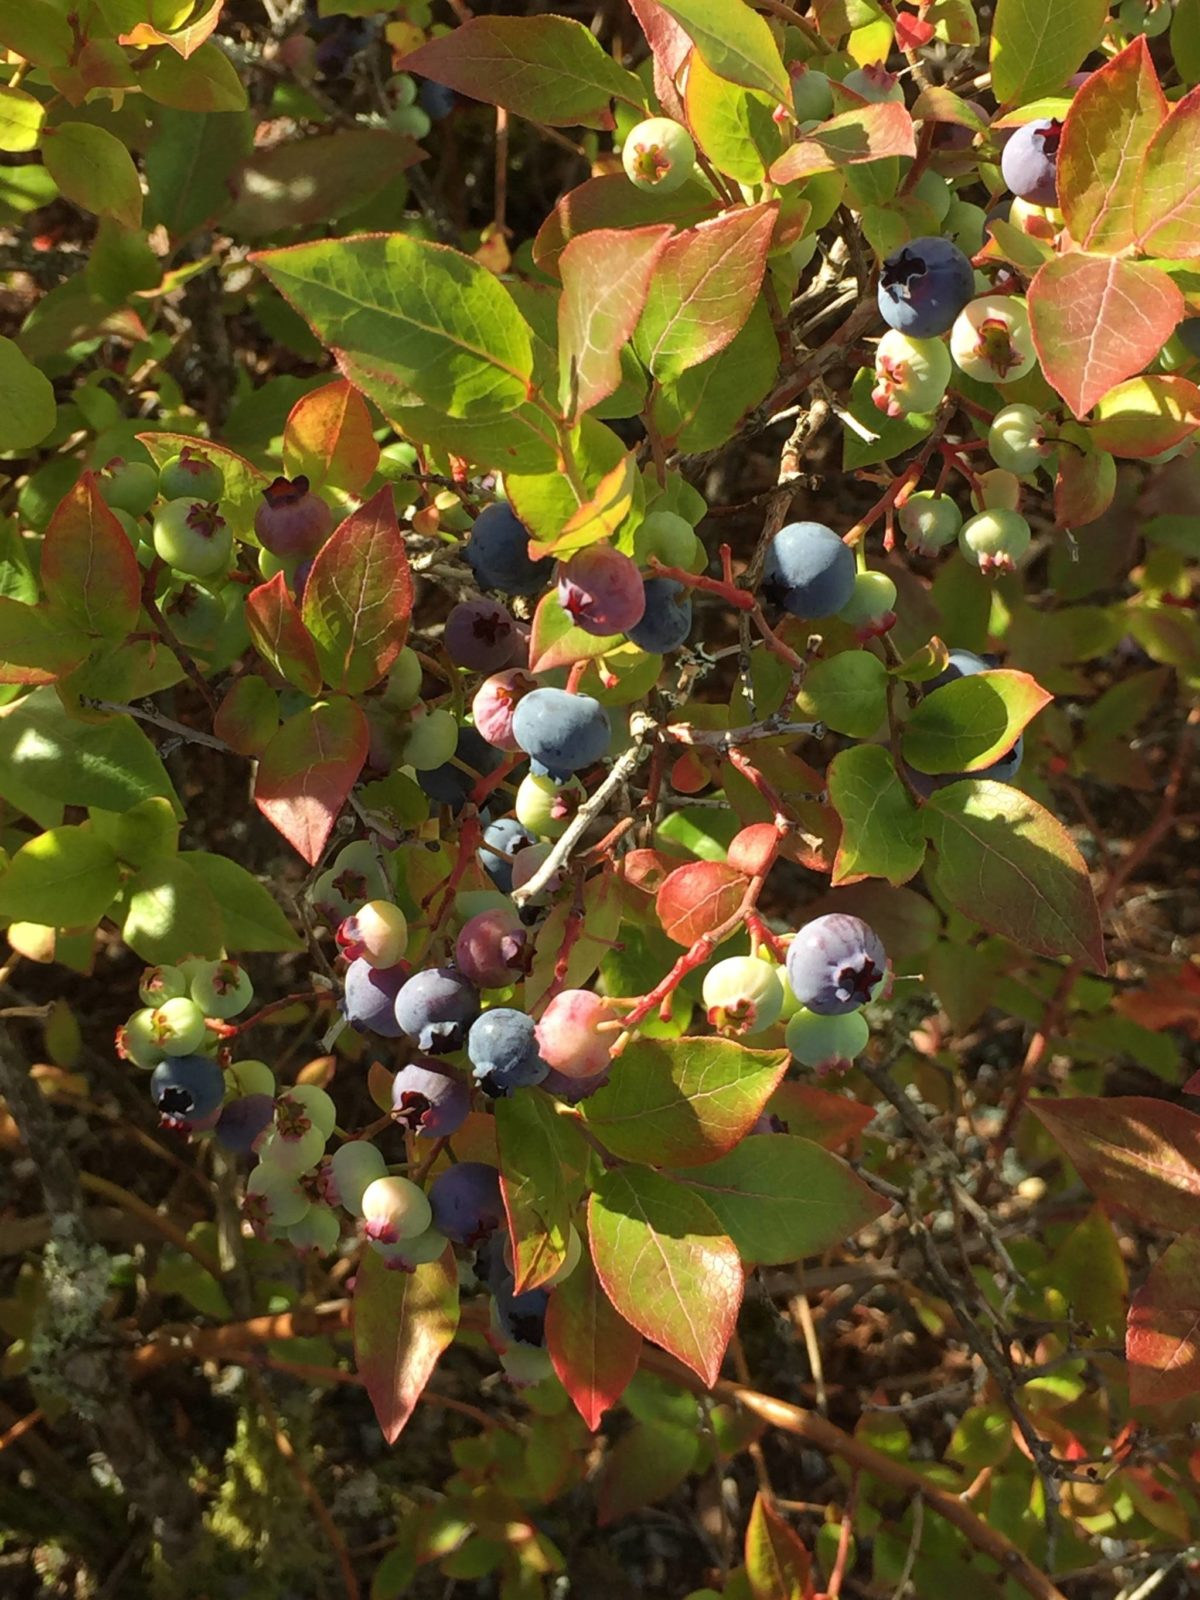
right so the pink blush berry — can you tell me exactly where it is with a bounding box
[535,989,616,1079]
[557,545,646,636]
[473,669,538,751]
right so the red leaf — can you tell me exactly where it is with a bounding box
[546,1248,642,1431]
[656,859,748,946]
[769,101,917,185]
[353,1243,459,1443]
[245,572,322,696]
[1114,962,1200,1037]
[895,11,935,49]
[1032,1096,1200,1233]
[767,1082,876,1150]
[589,1165,742,1387]
[628,0,690,120]
[1028,253,1183,419]
[1054,441,1116,530]
[300,486,412,694]
[42,473,141,639]
[282,379,379,495]
[1058,36,1167,254]
[253,696,369,864]
[745,1492,812,1600]
[1127,1231,1200,1407]
[1136,83,1200,258]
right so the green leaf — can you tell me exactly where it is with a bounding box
[946,1405,1013,1471]
[634,204,777,384]
[0,2,72,69]
[0,86,45,153]
[0,599,89,686]
[90,797,179,868]
[684,53,780,184]
[0,690,182,814]
[401,14,648,128]
[676,1135,887,1266]
[42,122,143,230]
[546,1250,642,1431]
[354,1245,459,1444]
[796,650,887,739]
[144,108,253,237]
[301,488,413,695]
[42,473,142,641]
[650,299,780,453]
[558,224,673,419]
[589,1165,742,1386]
[0,826,120,928]
[655,0,791,105]
[745,1493,811,1600]
[827,744,925,886]
[528,590,621,674]
[120,856,224,964]
[1057,37,1166,255]
[923,778,1105,970]
[1173,0,1200,84]
[507,413,626,548]
[179,852,304,953]
[580,1035,789,1167]
[254,234,534,420]
[989,0,1108,106]
[496,1089,588,1292]
[0,335,56,452]
[224,130,422,239]
[902,669,1051,775]
[254,697,369,865]
[595,1419,699,1524]
[140,40,248,112]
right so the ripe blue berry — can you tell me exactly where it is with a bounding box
[786,914,888,1016]
[214,1093,275,1155]
[762,522,856,618]
[394,966,480,1053]
[626,578,693,653]
[1000,119,1061,207]
[927,647,991,691]
[490,1262,550,1347]
[151,1054,226,1126]
[391,1059,471,1138]
[467,1008,549,1096]
[465,503,552,595]
[478,816,537,892]
[878,236,975,339]
[343,958,408,1038]
[512,688,611,779]
[429,1161,504,1244]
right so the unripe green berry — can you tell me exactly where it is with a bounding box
[622,117,696,193]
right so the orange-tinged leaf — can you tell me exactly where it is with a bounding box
[300,487,412,694]
[588,1165,743,1387]
[1089,374,1200,459]
[745,1492,811,1600]
[529,453,639,560]
[902,669,1052,775]
[656,858,747,946]
[353,1243,459,1443]
[254,697,368,864]
[769,101,916,184]
[1114,961,1200,1037]
[120,0,223,58]
[136,429,268,533]
[1136,82,1200,258]
[557,224,673,419]
[1032,1096,1200,1233]
[1027,253,1183,418]
[245,573,322,696]
[1058,36,1167,254]
[766,1081,876,1149]
[282,379,379,495]
[0,598,90,685]
[546,1248,642,1430]
[1127,1231,1200,1406]
[42,473,141,640]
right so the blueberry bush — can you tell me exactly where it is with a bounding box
[2,1,1200,1596]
